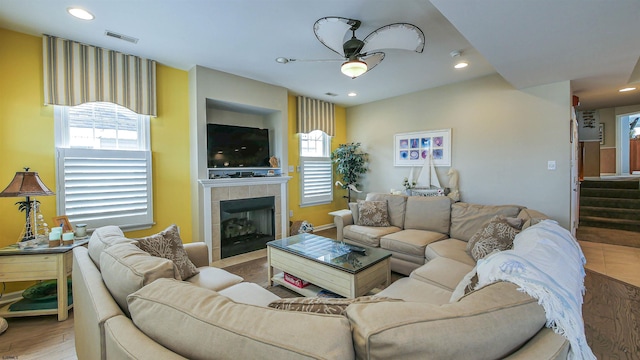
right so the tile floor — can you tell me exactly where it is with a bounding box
[579,240,640,287]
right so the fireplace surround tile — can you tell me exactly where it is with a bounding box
[199,177,291,263]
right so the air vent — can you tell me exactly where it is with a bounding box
[105,30,139,44]
[325,92,338,97]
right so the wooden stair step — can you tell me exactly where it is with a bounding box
[580,206,640,221]
[579,216,640,233]
[580,197,640,209]
[581,180,639,190]
[580,188,640,199]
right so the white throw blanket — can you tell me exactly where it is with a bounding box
[475,220,595,360]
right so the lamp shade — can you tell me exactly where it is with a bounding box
[0,170,55,197]
[341,59,368,78]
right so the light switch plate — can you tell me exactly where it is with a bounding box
[547,160,556,170]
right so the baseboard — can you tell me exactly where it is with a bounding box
[313,223,335,231]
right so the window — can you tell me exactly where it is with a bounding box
[54,102,153,231]
[299,130,332,206]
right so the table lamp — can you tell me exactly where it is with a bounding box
[0,168,55,241]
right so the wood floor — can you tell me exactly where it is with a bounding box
[1,226,638,359]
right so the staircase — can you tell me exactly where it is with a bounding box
[579,179,640,233]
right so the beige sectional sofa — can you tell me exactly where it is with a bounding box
[74,220,571,359]
[332,192,547,275]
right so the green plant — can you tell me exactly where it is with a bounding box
[331,142,368,202]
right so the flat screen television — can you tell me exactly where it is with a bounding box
[207,124,271,168]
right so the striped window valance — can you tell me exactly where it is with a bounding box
[43,35,157,116]
[297,96,335,136]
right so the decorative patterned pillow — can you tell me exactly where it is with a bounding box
[449,266,480,303]
[466,215,522,261]
[356,200,390,227]
[268,296,402,316]
[136,224,199,280]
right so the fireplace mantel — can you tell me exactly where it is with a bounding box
[199,176,291,263]
[199,176,291,188]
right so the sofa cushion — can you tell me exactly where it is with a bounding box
[518,208,550,230]
[450,203,524,241]
[380,229,447,257]
[344,225,401,247]
[128,278,355,360]
[268,295,402,316]
[410,257,474,291]
[365,193,407,228]
[403,196,452,234]
[218,282,280,307]
[88,225,135,269]
[347,282,546,360]
[425,238,475,266]
[356,200,390,227]
[100,243,180,315]
[136,224,199,280]
[466,215,522,261]
[374,277,453,304]
[185,266,243,291]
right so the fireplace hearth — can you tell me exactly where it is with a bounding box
[220,196,275,258]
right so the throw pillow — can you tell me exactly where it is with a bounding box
[268,296,402,316]
[349,202,359,224]
[449,266,479,303]
[356,200,391,227]
[466,215,522,261]
[136,224,199,280]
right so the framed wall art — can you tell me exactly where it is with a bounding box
[52,215,73,232]
[394,128,451,167]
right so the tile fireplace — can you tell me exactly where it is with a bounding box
[199,176,290,263]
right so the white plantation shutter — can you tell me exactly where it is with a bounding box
[56,148,153,230]
[54,102,152,231]
[300,156,332,206]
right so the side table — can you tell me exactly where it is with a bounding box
[0,239,88,321]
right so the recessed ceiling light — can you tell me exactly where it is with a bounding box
[619,87,637,92]
[67,7,94,20]
[348,92,357,97]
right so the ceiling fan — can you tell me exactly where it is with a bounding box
[276,17,425,78]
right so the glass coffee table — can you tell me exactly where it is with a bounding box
[267,233,391,298]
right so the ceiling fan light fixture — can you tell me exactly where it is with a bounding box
[450,50,468,69]
[454,61,468,69]
[341,59,367,78]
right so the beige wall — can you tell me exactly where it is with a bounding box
[346,74,572,228]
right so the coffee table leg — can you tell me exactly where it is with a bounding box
[267,248,273,286]
[385,258,391,287]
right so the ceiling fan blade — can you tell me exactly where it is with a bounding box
[313,16,354,57]
[361,52,385,73]
[278,58,344,63]
[361,23,425,54]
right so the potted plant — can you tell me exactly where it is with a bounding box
[330,142,368,203]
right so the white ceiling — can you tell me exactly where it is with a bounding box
[1,0,639,110]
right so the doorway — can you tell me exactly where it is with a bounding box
[615,112,640,175]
